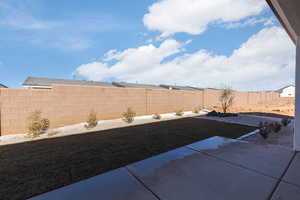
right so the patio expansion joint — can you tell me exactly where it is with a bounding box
[280,179,300,189]
[267,151,297,200]
[185,146,284,181]
[124,166,162,200]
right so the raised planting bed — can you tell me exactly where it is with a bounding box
[0,117,255,200]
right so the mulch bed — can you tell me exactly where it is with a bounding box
[0,117,255,200]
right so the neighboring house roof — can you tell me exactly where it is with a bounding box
[112,82,166,90]
[22,77,204,91]
[0,83,8,88]
[206,88,224,91]
[276,85,295,93]
[159,84,203,91]
[23,77,115,88]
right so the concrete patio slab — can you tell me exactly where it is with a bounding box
[28,168,158,200]
[271,182,300,200]
[127,146,277,200]
[26,136,299,200]
[187,136,294,179]
[282,152,300,187]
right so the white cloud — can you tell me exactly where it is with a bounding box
[223,17,275,29]
[143,0,267,37]
[75,26,295,91]
[76,62,110,81]
[76,39,185,80]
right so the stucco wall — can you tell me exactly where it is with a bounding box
[0,85,281,136]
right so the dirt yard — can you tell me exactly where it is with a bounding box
[0,117,255,200]
[206,98,295,117]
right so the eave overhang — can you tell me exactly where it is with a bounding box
[267,0,300,45]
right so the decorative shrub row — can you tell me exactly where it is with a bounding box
[27,106,204,135]
[259,121,282,139]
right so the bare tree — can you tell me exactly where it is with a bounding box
[219,87,234,113]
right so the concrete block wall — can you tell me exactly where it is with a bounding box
[0,85,282,136]
[0,85,204,135]
[203,89,222,107]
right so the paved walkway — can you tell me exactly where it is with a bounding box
[196,114,294,148]
[28,136,299,200]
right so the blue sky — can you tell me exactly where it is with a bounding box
[0,0,295,90]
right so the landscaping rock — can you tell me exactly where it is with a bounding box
[207,110,238,118]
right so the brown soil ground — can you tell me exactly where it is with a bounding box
[0,117,255,200]
[207,98,295,118]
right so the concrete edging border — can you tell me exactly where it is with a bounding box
[237,129,260,140]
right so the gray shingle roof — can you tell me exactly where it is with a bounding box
[276,85,295,93]
[159,84,203,91]
[112,82,166,90]
[23,77,115,88]
[22,77,204,91]
[0,83,7,88]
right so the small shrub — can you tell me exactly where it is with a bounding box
[219,86,234,113]
[122,108,136,123]
[193,106,202,114]
[259,122,271,139]
[175,109,184,116]
[259,121,282,139]
[28,121,42,137]
[27,111,49,137]
[281,117,291,127]
[41,118,50,131]
[153,113,161,120]
[272,122,282,133]
[84,110,98,129]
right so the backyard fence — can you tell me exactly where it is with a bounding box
[0,85,280,135]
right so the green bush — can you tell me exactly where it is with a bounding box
[27,111,50,137]
[175,109,184,116]
[153,113,161,120]
[84,110,98,129]
[122,108,136,123]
